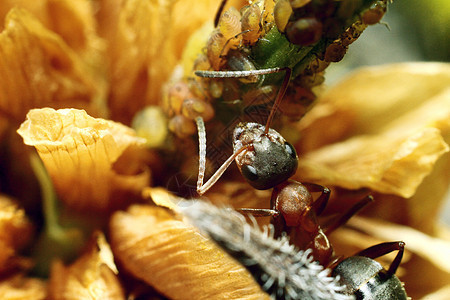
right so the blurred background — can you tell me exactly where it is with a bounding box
[325,0,450,225]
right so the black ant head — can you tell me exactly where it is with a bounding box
[233,122,298,190]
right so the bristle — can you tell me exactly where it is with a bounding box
[180,200,354,300]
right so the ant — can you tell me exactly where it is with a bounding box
[194,67,408,299]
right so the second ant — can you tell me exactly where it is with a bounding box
[194,67,408,299]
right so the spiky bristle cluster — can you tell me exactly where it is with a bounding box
[180,200,354,300]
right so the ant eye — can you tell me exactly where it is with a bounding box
[285,142,297,159]
[241,164,258,182]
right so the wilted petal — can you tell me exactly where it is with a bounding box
[17,108,149,212]
[0,8,106,124]
[0,274,46,300]
[297,63,450,198]
[110,204,269,299]
[298,127,449,197]
[423,285,450,300]
[0,194,33,275]
[298,63,450,151]
[106,0,245,124]
[49,231,124,300]
[348,216,450,273]
[0,0,104,63]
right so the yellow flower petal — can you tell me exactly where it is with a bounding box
[0,0,104,63]
[0,8,106,124]
[49,231,124,300]
[17,108,149,212]
[297,63,450,198]
[0,274,46,300]
[106,0,246,124]
[298,62,450,151]
[110,204,269,299]
[348,216,450,273]
[0,194,33,275]
[298,127,449,197]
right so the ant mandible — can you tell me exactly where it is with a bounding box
[194,67,408,299]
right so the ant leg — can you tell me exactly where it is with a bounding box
[218,30,252,59]
[195,116,250,195]
[324,195,374,235]
[356,241,405,276]
[302,182,330,216]
[237,208,279,217]
[214,0,228,27]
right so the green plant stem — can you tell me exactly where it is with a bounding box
[29,153,86,277]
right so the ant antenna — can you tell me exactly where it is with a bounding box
[194,67,292,133]
[214,0,228,28]
[195,116,250,195]
[264,67,291,134]
[196,116,207,193]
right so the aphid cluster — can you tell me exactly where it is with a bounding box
[274,0,389,47]
[161,0,391,139]
[193,68,408,299]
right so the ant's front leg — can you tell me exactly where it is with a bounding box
[236,207,284,237]
[195,116,250,196]
[237,207,286,238]
[237,208,279,217]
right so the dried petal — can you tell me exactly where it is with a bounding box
[0,0,104,63]
[49,231,124,300]
[298,127,449,198]
[298,63,450,151]
[106,0,246,124]
[110,204,269,299]
[0,194,33,275]
[17,108,149,212]
[348,216,450,273]
[0,8,106,124]
[297,63,450,198]
[0,274,47,300]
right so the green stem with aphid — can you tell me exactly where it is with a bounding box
[250,0,385,85]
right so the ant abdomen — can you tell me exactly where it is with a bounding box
[333,256,408,299]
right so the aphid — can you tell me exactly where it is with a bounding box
[193,67,408,299]
[240,4,263,45]
[285,17,323,46]
[324,42,348,63]
[226,51,259,83]
[273,0,293,33]
[361,0,387,25]
[168,115,197,138]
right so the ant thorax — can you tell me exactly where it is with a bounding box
[232,122,298,190]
